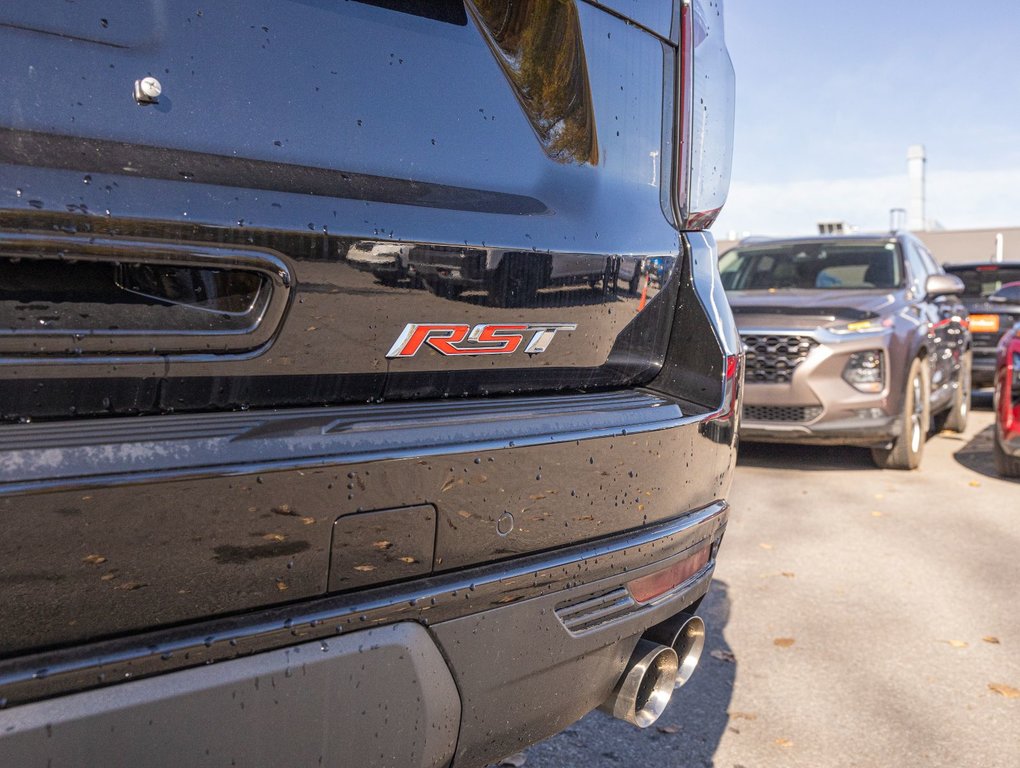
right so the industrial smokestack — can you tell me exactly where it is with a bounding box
[907,145,927,231]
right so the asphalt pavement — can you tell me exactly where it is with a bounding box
[523,394,1020,768]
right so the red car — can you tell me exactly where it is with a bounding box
[994,323,1020,477]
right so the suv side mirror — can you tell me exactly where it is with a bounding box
[925,274,965,299]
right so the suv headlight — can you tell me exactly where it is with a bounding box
[843,351,885,393]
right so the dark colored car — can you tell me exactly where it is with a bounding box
[993,323,1020,477]
[0,1,739,766]
[943,262,1020,387]
[721,233,971,469]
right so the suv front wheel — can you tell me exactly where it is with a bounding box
[871,356,930,470]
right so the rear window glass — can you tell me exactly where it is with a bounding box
[719,243,902,291]
[991,282,1020,303]
[945,267,1020,298]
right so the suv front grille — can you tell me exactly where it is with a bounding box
[743,405,822,423]
[742,334,817,383]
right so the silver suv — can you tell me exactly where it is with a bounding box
[721,233,971,469]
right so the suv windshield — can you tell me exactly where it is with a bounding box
[720,242,903,291]
[945,266,1020,299]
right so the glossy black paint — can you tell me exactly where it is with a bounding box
[1,0,679,419]
[0,505,725,708]
[0,383,733,656]
[0,2,740,759]
[329,504,436,590]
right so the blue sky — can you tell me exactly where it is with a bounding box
[712,0,1020,238]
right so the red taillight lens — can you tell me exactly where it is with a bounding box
[626,546,711,604]
[1001,341,1020,436]
[676,0,736,231]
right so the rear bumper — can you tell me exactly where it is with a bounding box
[972,349,997,388]
[0,503,726,768]
[0,227,740,768]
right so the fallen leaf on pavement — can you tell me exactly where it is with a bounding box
[354,564,376,572]
[275,580,288,591]
[372,540,392,551]
[710,649,736,663]
[100,573,117,581]
[300,516,316,525]
[781,572,795,578]
[657,724,681,734]
[262,533,286,542]
[969,481,981,488]
[773,638,796,648]
[988,683,1020,698]
[942,640,968,649]
[498,752,527,767]
[398,556,417,564]
[775,738,794,748]
[82,554,107,565]
[983,636,1001,645]
[114,581,146,591]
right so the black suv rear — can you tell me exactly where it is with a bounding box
[0,2,738,766]
[944,262,1020,387]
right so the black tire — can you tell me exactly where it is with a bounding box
[936,350,971,433]
[871,357,930,470]
[994,431,1020,478]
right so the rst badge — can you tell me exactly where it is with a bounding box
[387,323,577,358]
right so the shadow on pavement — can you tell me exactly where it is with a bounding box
[953,424,1020,483]
[521,580,735,767]
[737,441,877,472]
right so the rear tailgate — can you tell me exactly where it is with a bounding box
[0,0,682,421]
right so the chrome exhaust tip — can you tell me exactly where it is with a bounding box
[598,639,679,728]
[644,614,706,688]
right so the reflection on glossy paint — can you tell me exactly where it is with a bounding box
[468,0,598,165]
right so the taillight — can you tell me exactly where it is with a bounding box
[1001,339,1020,437]
[627,546,711,604]
[676,0,736,230]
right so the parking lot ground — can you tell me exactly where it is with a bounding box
[523,396,1020,768]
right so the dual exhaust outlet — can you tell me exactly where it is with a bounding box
[598,614,706,728]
